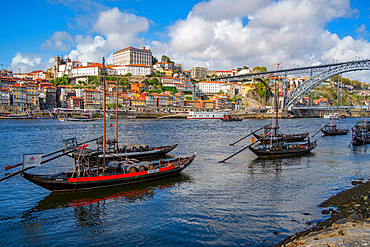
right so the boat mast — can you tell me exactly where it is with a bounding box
[116,77,119,153]
[102,57,106,173]
[275,79,279,137]
[332,102,335,126]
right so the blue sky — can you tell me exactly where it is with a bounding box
[1,0,369,82]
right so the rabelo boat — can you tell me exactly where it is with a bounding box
[248,80,317,158]
[220,115,243,121]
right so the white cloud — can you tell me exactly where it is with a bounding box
[94,7,149,49]
[156,0,370,82]
[10,53,53,72]
[41,31,74,51]
[67,7,150,63]
[68,36,107,62]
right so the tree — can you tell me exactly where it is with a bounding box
[108,103,122,108]
[88,76,99,85]
[254,79,268,98]
[161,55,170,63]
[252,66,267,72]
[163,86,177,93]
[152,56,158,65]
[148,78,159,86]
[161,55,174,63]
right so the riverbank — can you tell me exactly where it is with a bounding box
[275,181,370,246]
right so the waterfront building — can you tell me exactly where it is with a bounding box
[130,96,146,107]
[26,83,39,107]
[197,81,226,94]
[184,99,201,108]
[175,93,184,107]
[0,87,11,105]
[190,67,207,79]
[113,46,152,66]
[11,83,27,106]
[39,85,57,109]
[83,89,101,109]
[141,92,154,107]
[57,86,76,108]
[68,96,84,110]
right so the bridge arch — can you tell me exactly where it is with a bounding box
[284,60,370,109]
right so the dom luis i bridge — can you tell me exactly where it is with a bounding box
[210,59,370,109]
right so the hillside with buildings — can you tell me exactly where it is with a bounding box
[1,45,369,114]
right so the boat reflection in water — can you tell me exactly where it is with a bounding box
[22,174,191,217]
[247,153,315,174]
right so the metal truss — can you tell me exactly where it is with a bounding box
[211,60,368,82]
[284,59,370,109]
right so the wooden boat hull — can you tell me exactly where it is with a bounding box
[58,117,97,122]
[249,142,316,158]
[22,154,196,192]
[253,133,308,143]
[221,117,243,122]
[322,129,348,136]
[352,136,370,146]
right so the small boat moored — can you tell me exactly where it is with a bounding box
[321,124,349,136]
[187,111,228,119]
[220,115,243,122]
[58,116,98,122]
[249,140,317,158]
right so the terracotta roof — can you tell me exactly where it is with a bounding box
[11,83,26,88]
[84,89,100,92]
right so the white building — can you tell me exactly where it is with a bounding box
[197,81,226,94]
[216,71,233,77]
[113,46,152,66]
[112,64,151,76]
[70,64,116,77]
[237,68,252,75]
[153,62,174,70]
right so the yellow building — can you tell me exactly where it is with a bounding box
[26,83,39,106]
[242,84,255,97]
[130,97,146,107]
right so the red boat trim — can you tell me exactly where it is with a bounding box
[68,166,174,182]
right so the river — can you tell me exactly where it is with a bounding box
[0,118,368,246]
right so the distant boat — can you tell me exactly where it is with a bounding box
[321,125,349,136]
[58,116,98,122]
[323,113,339,119]
[0,114,33,120]
[221,115,243,122]
[320,105,348,136]
[187,111,228,119]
